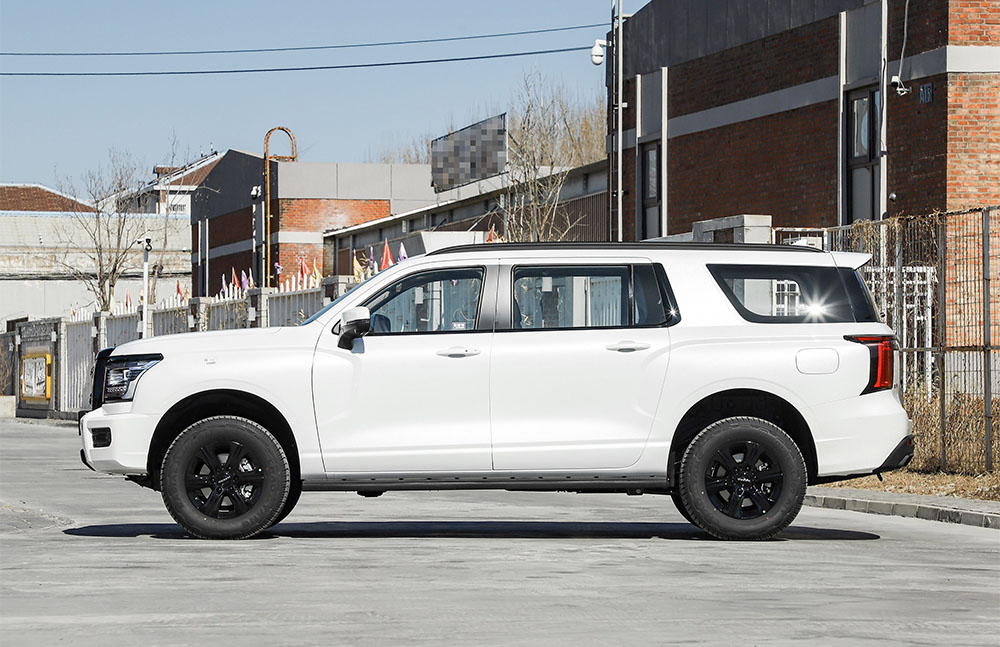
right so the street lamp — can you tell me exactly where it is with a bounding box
[135,237,152,338]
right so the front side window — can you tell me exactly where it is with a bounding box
[365,267,484,334]
[511,264,670,330]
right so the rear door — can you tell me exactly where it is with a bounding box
[489,259,675,470]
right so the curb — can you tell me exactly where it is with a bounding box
[803,492,1000,529]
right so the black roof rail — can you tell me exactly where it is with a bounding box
[426,241,825,256]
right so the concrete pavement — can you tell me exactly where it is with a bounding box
[2,418,998,646]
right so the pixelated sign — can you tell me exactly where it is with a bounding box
[20,354,51,401]
[431,114,507,193]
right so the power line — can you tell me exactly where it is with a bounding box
[0,46,592,77]
[0,23,605,57]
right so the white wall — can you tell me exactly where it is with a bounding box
[0,277,191,325]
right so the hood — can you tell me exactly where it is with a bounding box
[111,325,318,357]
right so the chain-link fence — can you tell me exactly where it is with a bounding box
[777,207,998,474]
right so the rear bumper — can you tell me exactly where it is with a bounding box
[813,434,915,485]
[876,434,915,473]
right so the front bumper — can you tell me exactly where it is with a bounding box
[79,407,156,474]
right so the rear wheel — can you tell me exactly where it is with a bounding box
[160,416,290,539]
[678,417,806,541]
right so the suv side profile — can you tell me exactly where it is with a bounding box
[80,243,913,540]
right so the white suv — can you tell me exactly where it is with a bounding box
[80,243,913,540]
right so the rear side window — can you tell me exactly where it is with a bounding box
[708,264,855,323]
[509,264,675,330]
[839,267,880,323]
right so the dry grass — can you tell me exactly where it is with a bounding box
[903,386,999,475]
[818,469,1000,501]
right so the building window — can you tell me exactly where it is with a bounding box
[640,142,661,239]
[846,87,881,223]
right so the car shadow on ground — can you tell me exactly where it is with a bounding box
[63,521,879,541]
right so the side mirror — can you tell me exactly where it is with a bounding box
[337,306,371,350]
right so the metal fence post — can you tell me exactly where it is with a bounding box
[982,207,994,473]
[937,217,947,470]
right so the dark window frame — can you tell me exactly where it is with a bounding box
[845,86,881,224]
[640,142,661,239]
[503,263,680,332]
[363,265,489,336]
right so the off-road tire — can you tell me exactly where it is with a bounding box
[670,491,697,525]
[160,416,290,539]
[267,479,302,529]
[678,417,806,541]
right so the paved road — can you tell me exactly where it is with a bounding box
[1,419,998,646]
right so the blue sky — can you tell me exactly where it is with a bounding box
[0,0,613,187]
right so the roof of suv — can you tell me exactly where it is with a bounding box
[427,242,824,256]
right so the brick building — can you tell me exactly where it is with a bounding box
[191,150,439,296]
[608,0,999,240]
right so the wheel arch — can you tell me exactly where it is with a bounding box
[667,388,817,486]
[144,389,300,491]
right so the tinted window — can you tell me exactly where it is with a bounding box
[633,264,668,326]
[512,266,629,329]
[839,267,880,323]
[708,264,855,323]
[366,267,484,334]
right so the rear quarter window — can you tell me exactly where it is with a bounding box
[707,264,857,323]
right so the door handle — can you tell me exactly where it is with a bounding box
[606,341,651,352]
[436,346,481,358]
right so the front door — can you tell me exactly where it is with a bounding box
[313,264,495,473]
[489,262,673,470]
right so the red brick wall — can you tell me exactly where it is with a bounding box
[948,0,1000,46]
[946,72,1000,210]
[277,198,389,232]
[666,101,840,234]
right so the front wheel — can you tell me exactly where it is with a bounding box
[160,416,290,539]
[678,417,806,540]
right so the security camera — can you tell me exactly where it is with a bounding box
[250,185,261,200]
[591,39,606,66]
[890,75,909,95]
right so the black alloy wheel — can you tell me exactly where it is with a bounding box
[678,417,806,541]
[184,440,265,519]
[704,440,783,520]
[160,416,290,539]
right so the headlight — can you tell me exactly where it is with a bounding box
[103,354,162,402]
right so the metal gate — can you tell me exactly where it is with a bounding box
[63,320,94,411]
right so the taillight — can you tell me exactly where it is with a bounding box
[845,335,898,394]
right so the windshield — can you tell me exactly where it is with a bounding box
[299,274,377,325]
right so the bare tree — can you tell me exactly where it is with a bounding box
[146,133,197,305]
[56,149,147,311]
[500,72,604,242]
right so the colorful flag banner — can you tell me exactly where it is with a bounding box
[398,242,408,262]
[380,240,394,271]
